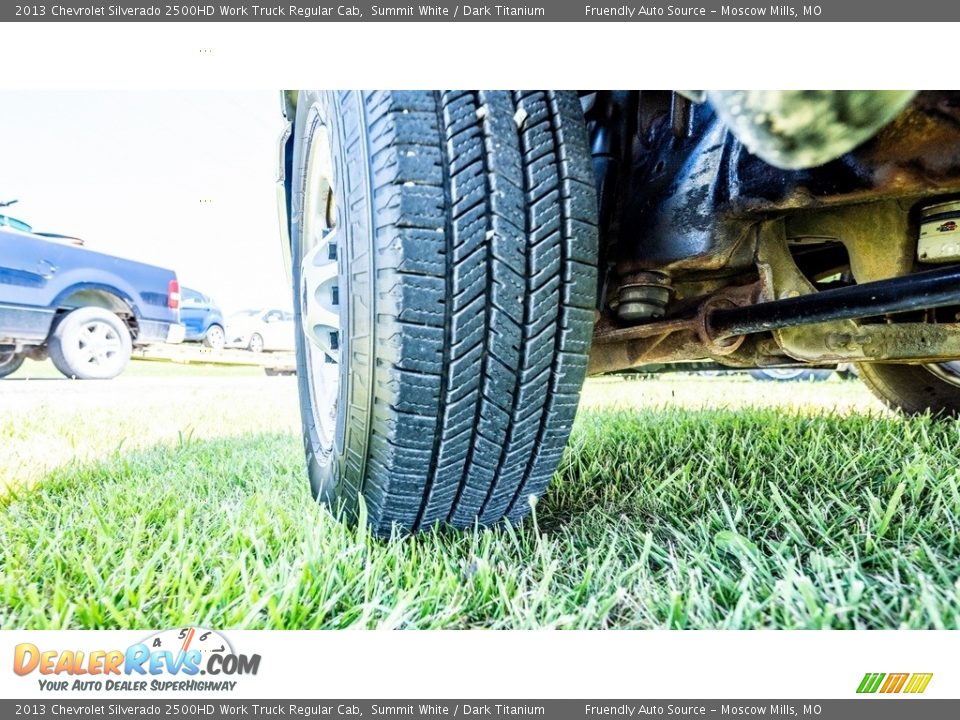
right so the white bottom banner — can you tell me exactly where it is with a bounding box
[1,630,952,699]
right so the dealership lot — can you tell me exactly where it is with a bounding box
[1,364,882,489]
[1,361,299,488]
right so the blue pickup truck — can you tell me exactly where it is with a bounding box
[0,215,184,379]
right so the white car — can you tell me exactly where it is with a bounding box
[225,308,295,353]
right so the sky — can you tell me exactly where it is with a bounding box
[0,91,290,314]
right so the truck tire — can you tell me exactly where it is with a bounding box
[48,307,133,380]
[202,324,226,350]
[0,350,25,378]
[856,362,960,417]
[290,90,598,535]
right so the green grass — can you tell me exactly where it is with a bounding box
[1,377,959,629]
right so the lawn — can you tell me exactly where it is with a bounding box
[1,370,959,629]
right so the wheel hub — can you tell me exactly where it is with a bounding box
[78,321,123,370]
[300,123,342,456]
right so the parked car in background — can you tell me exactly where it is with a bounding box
[180,286,225,350]
[0,215,183,379]
[749,368,836,382]
[225,308,294,352]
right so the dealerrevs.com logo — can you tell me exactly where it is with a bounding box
[13,627,261,693]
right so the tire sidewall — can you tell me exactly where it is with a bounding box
[858,361,960,416]
[291,91,365,512]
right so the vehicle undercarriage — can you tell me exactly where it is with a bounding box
[583,90,960,413]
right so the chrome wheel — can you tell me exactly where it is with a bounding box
[76,320,125,374]
[299,123,342,461]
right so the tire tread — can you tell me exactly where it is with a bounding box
[299,90,597,535]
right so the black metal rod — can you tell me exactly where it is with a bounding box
[709,264,960,340]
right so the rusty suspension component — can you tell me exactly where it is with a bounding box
[709,264,960,341]
[590,265,960,375]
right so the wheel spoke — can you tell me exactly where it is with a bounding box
[301,228,341,362]
[69,320,126,368]
[301,233,339,285]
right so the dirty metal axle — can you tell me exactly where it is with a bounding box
[709,264,960,341]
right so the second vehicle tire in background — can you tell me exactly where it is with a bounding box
[0,350,25,379]
[202,324,226,350]
[857,362,960,417]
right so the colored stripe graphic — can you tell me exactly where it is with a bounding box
[880,673,909,693]
[857,672,932,694]
[904,673,934,694]
[857,673,885,693]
